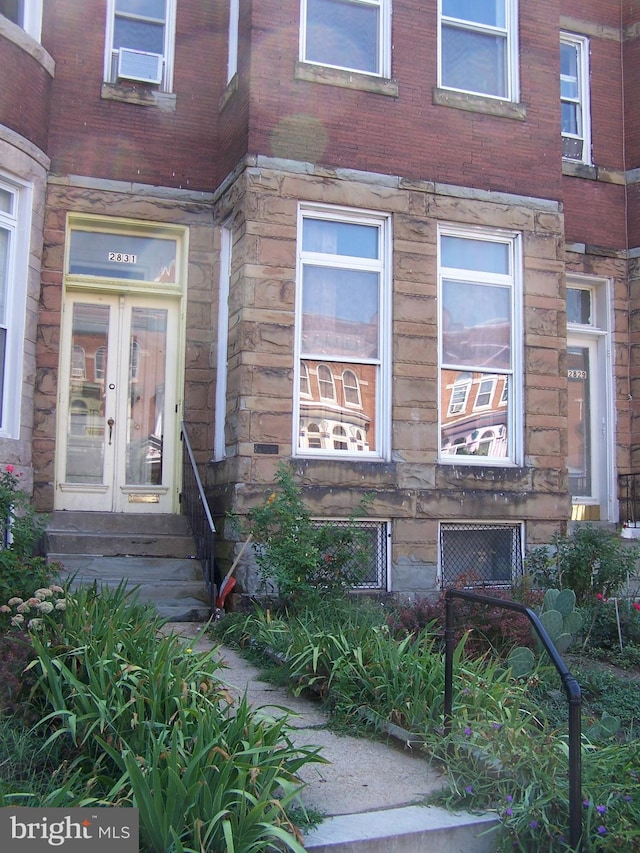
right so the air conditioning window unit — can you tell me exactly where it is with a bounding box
[117,48,163,85]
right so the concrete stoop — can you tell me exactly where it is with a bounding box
[45,512,210,621]
[302,805,499,853]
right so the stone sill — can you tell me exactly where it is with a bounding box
[562,159,625,185]
[432,87,526,120]
[295,61,399,97]
[219,73,238,111]
[101,82,177,111]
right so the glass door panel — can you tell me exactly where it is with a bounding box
[64,303,110,485]
[125,307,167,487]
[57,293,179,513]
[568,345,592,499]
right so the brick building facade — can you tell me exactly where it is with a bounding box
[2,0,639,598]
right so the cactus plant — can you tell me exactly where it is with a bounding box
[507,588,582,676]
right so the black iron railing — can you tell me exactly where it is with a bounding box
[444,589,583,851]
[180,423,216,613]
[619,473,640,527]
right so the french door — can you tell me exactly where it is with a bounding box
[56,291,180,513]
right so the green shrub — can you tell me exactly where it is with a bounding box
[526,526,638,606]
[243,463,373,607]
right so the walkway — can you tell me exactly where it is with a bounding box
[162,622,499,852]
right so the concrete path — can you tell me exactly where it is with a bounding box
[161,622,499,852]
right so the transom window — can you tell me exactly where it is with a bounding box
[439,0,518,100]
[296,206,390,458]
[561,33,591,164]
[104,0,176,91]
[300,0,390,77]
[439,227,521,464]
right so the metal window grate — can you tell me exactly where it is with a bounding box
[440,523,523,589]
[313,519,388,589]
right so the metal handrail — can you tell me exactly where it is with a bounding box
[180,423,216,613]
[444,588,583,851]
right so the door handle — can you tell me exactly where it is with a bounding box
[107,417,115,445]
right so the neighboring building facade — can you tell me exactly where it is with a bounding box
[2,0,639,598]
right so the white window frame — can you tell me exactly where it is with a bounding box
[438,224,523,466]
[300,0,391,78]
[227,0,239,83]
[561,32,591,165]
[103,0,176,92]
[0,175,31,439]
[0,0,43,41]
[566,276,615,521]
[474,375,496,410]
[295,204,391,460]
[438,0,519,102]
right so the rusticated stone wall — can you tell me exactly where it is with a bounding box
[207,158,581,597]
[33,176,218,511]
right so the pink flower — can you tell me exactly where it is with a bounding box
[633,602,640,612]
[5,465,14,474]
[596,593,603,600]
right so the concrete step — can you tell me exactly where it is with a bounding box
[57,556,211,622]
[45,513,211,622]
[44,512,197,558]
[302,805,498,853]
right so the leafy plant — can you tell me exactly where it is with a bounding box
[243,463,373,606]
[0,465,47,557]
[526,526,638,605]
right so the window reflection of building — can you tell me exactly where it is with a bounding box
[441,369,508,457]
[299,360,373,452]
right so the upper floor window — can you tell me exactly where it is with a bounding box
[439,0,518,101]
[0,0,42,40]
[227,0,239,83]
[300,0,390,77]
[104,0,176,91]
[296,206,391,458]
[439,226,522,464]
[561,33,591,164]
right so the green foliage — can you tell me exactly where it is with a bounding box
[243,463,373,607]
[581,596,640,658]
[223,598,640,852]
[526,525,638,605]
[0,466,47,558]
[6,583,323,852]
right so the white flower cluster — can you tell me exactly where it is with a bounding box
[1,585,68,631]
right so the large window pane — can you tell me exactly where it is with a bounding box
[306,0,379,74]
[0,228,8,321]
[442,26,507,97]
[114,18,164,52]
[302,266,379,358]
[299,360,376,452]
[442,280,511,369]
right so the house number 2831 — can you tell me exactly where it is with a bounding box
[108,252,137,263]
